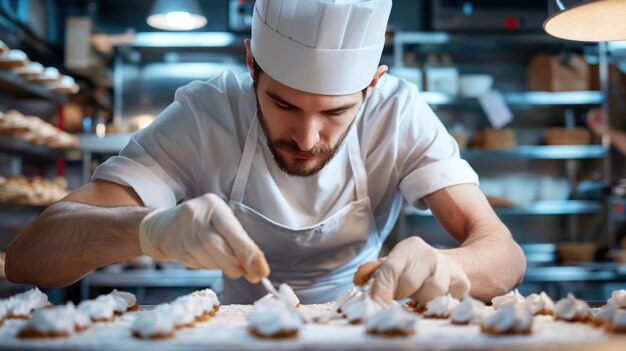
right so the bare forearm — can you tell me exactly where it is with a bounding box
[442,220,526,301]
[5,201,150,287]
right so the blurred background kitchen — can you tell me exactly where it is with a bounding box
[0,0,625,305]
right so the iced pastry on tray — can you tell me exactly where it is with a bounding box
[365,304,418,337]
[451,295,486,325]
[522,291,555,316]
[334,288,361,314]
[49,75,80,94]
[132,310,176,339]
[17,303,91,338]
[155,303,196,330]
[190,288,221,315]
[78,300,116,323]
[32,66,60,83]
[342,294,384,324]
[248,295,302,339]
[111,289,139,312]
[424,294,460,319]
[554,293,592,323]
[607,289,626,310]
[480,304,533,335]
[593,305,617,328]
[605,309,626,334]
[491,289,525,309]
[2,287,51,319]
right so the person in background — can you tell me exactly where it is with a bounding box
[5,0,525,305]
[587,106,626,155]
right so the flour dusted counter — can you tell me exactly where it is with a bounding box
[2,303,626,351]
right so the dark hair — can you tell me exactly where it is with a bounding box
[252,59,368,99]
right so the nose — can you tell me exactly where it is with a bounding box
[291,116,320,151]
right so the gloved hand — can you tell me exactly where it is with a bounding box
[139,193,270,283]
[353,236,470,306]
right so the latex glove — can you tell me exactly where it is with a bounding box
[353,236,470,306]
[139,193,269,283]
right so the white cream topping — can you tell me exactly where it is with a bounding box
[365,304,417,333]
[611,309,626,328]
[425,294,460,318]
[607,289,626,309]
[522,291,555,315]
[40,67,60,79]
[248,297,302,336]
[278,283,300,307]
[15,62,43,74]
[555,293,591,321]
[174,296,204,318]
[190,289,220,312]
[22,305,76,334]
[343,295,383,323]
[131,310,175,338]
[111,289,137,308]
[1,49,27,61]
[95,294,127,313]
[595,305,616,323]
[78,300,114,320]
[451,295,486,324]
[156,303,195,327]
[0,302,7,319]
[491,289,525,309]
[334,288,361,312]
[481,305,533,333]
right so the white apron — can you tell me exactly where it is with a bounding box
[223,118,381,304]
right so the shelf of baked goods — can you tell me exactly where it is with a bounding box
[421,91,603,107]
[0,109,79,159]
[405,200,604,217]
[0,69,67,105]
[0,175,69,211]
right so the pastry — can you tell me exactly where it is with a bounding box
[13,62,44,80]
[554,293,592,323]
[17,306,75,338]
[95,294,128,316]
[49,75,80,94]
[3,287,51,319]
[0,49,29,69]
[451,295,486,325]
[111,289,139,312]
[333,288,361,314]
[248,296,302,338]
[173,295,204,322]
[606,309,626,333]
[491,289,525,309]
[155,303,196,329]
[405,299,426,314]
[424,294,460,319]
[78,300,116,322]
[131,310,175,339]
[190,288,221,316]
[593,305,616,328]
[480,305,533,335]
[522,291,554,316]
[365,304,418,337]
[342,294,383,324]
[32,66,60,83]
[607,289,626,309]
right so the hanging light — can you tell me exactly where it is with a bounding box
[544,0,626,42]
[147,0,207,31]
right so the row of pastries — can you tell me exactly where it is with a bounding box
[0,175,69,206]
[0,109,79,149]
[0,40,79,94]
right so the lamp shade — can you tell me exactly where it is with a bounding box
[544,0,626,42]
[147,0,207,31]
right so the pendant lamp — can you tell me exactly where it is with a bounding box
[544,0,626,42]
[147,0,207,31]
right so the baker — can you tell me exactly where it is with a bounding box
[6,0,525,305]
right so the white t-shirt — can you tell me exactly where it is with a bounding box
[93,71,478,239]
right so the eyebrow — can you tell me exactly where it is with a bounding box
[265,90,358,114]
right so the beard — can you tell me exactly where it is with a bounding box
[256,101,353,177]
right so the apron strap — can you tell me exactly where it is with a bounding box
[347,123,368,201]
[230,119,258,202]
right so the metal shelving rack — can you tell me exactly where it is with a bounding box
[392,31,611,295]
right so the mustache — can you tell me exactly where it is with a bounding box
[272,139,332,157]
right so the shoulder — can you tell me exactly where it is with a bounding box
[172,70,255,143]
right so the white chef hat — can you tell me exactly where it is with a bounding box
[251,0,392,95]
